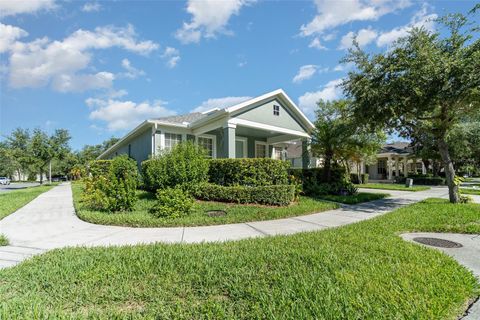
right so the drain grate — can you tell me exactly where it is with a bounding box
[413,237,463,248]
[206,210,227,217]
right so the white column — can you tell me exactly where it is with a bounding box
[422,161,427,174]
[388,155,393,180]
[403,157,408,177]
[395,156,399,178]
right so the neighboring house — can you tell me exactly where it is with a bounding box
[352,142,427,181]
[98,89,314,168]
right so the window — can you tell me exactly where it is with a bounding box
[377,159,386,175]
[255,142,267,158]
[198,136,214,158]
[273,147,283,160]
[164,133,182,151]
[273,104,280,116]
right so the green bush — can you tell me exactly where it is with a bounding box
[83,155,138,212]
[350,173,360,184]
[142,142,209,192]
[361,173,369,184]
[88,160,112,178]
[150,188,195,218]
[193,183,295,206]
[395,175,445,186]
[289,167,355,196]
[208,158,290,186]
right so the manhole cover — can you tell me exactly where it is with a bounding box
[413,237,463,248]
[206,210,227,217]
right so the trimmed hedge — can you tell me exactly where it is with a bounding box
[88,160,112,178]
[193,183,295,206]
[395,175,445,186]
[208,159,290,187]
[289,167,357,196]
[289,167,346,185]
[350,173,369,184]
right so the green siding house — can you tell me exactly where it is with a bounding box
[98,89,314,168]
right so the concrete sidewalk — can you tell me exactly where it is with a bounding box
[0,183,451,268]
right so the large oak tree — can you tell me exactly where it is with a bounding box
[342,13,480,203]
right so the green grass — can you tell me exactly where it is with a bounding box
[460,188,480,195]
[0,235,7,246]
[0,198,478,319]
[317,192,389,204]
[359,183,430,192]
[0,184,56,220]
[72,183,338,227]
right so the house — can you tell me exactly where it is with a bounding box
[352,142,428,181]
[97,89,314,168]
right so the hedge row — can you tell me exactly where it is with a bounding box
[289,167,346,185]
[395,176,445,185]
[208,159,290,187]
[193,183,295,206]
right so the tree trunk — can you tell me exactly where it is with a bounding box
[323,150,333,182]
[437,138,459,203]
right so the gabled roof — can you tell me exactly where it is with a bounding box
[379,142,412,155]
[155,112,206,125]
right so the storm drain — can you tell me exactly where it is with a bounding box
[413,237,463,248]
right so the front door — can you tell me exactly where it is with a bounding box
[235,137,247,158]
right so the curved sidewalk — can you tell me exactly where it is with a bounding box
[0,183,449,268]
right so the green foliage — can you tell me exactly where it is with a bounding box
[83,155,138,212]
[193,183,295,206]
[142,142,209,192]
[361,173,369,184]
[0,185,56,220]
[88,160,112,178]
[150,188,195,218]
[208,158,290,187]
[289,167,356,196]
[396,175,445,186]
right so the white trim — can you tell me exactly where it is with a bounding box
[229,118,310,138]
[197,134,217,159]
[162,131,183,152]
[254,140,268,158]
[235,136,248,158]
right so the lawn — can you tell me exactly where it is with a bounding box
[0,235,7,246]
[359,183,430,192]
[317,192,389,204]
[0,199,478,319]
[72,183,338,227]
[461,188,480,195]
[0,184,56,220]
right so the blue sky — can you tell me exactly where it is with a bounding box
[0,0,477,150]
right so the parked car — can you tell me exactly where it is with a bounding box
[0,177,11,185]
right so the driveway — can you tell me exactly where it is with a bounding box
[0,183,454,268]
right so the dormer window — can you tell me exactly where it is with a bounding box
[273,105,280,116]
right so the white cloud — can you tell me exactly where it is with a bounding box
[192,96,252,113]
[161,47,180,68]
[82,2,101,12]
[0,23,28,53]
[376,5,437,47]
[0,0,56,17]
[175,0,255,44]
[298,79,343,117]
[300,0,411,37]
[293,65,318,83]
[88,98,176,131]
[5,24,158,92]
[120,58,145,79]
[339,27,378,50]
[308,37,327,50]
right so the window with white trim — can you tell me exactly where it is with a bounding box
[164,133,182,151]
[198,136,214,158]
[255,142,267,158]
[273,104,280,116]
[273,148,282,160]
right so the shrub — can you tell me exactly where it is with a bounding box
[82,155,139,212]
[288,167,355,196]
[361,173,369,184]
[142,142,209,192]
[150,188,195,218]
[396,175,445,185]
[350,173,360,184]
[88,160,112,178]
[193,183,295,206]
[208,158,290,186]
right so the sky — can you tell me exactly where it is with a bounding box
[0,0,477,150]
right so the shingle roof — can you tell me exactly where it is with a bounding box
[155,112,207,125]
[380,142,412,154]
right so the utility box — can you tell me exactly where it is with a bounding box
[405,178,414,188]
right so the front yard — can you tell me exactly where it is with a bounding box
[72,183,339,227]
[0,198,478,319]
[359,183,430,192]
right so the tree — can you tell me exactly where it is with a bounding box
[28,129,71,184]
[4,128,31,179]
[342,13,480,203]
[311,99,385,181]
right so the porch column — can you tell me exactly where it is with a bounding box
[223,123,236,159]
[403,157,408,177]
[395,156,399,178]
[302,139,310,169]
[413,157,417,174]
[388,155,393,180]
[421,161,427,174]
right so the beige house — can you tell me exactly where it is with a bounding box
[353,142,427,181]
